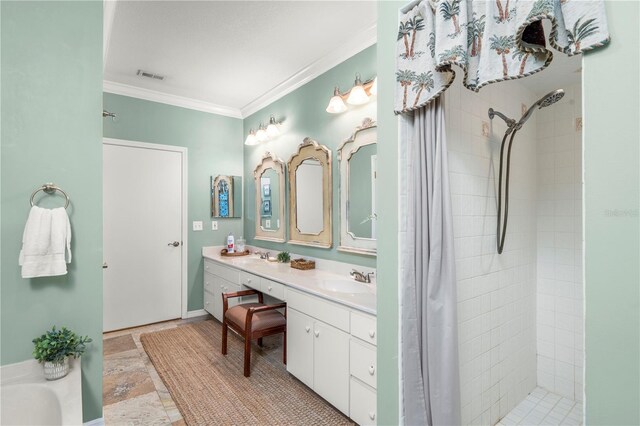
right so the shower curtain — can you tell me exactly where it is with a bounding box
[401,96,460,426]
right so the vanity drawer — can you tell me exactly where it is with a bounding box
[204,272,216,295]
[240,271,260,290]
[350,339,377,389]
[350,377,377,426]
[204,290,215,315]
[350,311,377,346]
[287,288,349,332]
[261,278,285,300]
[204,260,240,284]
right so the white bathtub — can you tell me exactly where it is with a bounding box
[0,358,82,425]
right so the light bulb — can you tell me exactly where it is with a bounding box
[256,124,268,142]
[347,74,370,105]
[244,129,258,146]
[266,115,280,138]
[370,77,378,96]
[326,87,347,114]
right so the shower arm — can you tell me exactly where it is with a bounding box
[496,128,519,254]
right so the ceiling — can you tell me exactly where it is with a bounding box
[104,1,377,117]
[104,2,579,116]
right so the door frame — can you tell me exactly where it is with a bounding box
[103,137,189,319]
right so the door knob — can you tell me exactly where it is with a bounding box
[102,262,108,269]
[168,241,180,247]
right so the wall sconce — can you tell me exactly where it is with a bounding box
[326,73,377,114]
[244,115,283,146]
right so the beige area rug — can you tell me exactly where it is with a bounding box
[140,319,353,426]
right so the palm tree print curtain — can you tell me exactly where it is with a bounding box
[395,0,610,114]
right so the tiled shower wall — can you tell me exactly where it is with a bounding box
[535,83,584,402]
[399,76,539,426]
[446,78,538,426]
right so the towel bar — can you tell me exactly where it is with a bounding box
[30,183,70,209]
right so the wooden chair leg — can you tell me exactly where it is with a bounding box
[258,337,263,347]
[221,321,228,355]
[283,330,287,365]
[244,335,252,377]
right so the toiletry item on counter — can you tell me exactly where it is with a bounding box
[236,236,246,253]
[226,233,235,254]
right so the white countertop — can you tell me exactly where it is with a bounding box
[202,246,376,315]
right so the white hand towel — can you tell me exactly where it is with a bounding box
[19,206,72,278]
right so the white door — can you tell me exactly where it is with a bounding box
[103,140,184,332]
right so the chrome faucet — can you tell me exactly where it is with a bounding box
[255,251,271,260]
[350,269,374,284]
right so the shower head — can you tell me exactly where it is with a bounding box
[518,89,565,126]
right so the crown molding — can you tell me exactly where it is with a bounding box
[103,23,376,120]
[240,23,377,118]
[103,80,243,119]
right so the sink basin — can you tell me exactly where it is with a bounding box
[318,279,372,294]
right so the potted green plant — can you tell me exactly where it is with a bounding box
[32,326,92,380]
[276,251,291,263]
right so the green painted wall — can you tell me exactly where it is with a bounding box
[243,45,377,268]
[103,94,244,312]
[583,1,640,424]
[0,1,104,421]
[376,2,403,423]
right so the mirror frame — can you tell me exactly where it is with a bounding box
[288,137,333,248]
[211,175,241,218]
[337,118,377,255]
[254,152,286,243]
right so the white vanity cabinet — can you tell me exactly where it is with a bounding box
[349,311,377,425]
[202,251,377,424]
[204,260,255,321]
[287,306,350,415]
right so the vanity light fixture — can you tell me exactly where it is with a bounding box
[370,77,378,96]
[266,115,281,138]
[244,116,284,146]
[244,129,258,146]
[347,74,369,105]
[255,123,269,143]
[326,87,348,114]
[326,73,377,114]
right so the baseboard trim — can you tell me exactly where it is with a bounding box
[84,417,105,426]
[185,309,208,319]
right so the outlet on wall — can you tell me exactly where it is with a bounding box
[192,221,203,231]
[212,221,218,231]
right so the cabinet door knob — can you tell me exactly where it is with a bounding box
[369,330,376,338]
[369,365,375,375]
[205,265,209,270]
[314,330,320,337]
[205,301,209,306]
[268,286,273,291]
[369,412,376,420]
[247,278,252,283]
[220,285,224,289]
[305,326,310,333]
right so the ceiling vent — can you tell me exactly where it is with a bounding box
[136,69,165,81]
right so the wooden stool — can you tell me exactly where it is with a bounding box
[221,289,286,377]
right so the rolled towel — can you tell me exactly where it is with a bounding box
[19,206,71,278]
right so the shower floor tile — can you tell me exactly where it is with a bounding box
[496,388,583,426]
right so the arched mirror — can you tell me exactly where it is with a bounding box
[254,152,286,242]
[288,138,332,248]
[337,118,377,255]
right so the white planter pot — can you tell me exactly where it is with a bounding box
[43,357,69,380]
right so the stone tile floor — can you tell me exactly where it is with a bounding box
[103,316,208,425]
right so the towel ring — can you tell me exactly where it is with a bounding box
[30,183,70,209]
